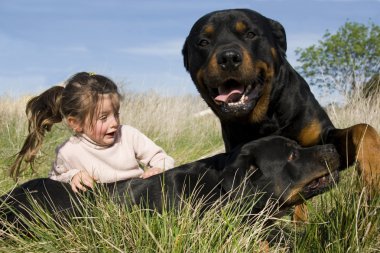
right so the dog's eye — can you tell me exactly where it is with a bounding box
[246,32,256,39]
[198,39,210,47]
[288,151,297,161]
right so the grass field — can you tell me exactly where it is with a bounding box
[0,90,379,252]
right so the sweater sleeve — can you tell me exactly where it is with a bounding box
[48,147,81,183]
[128,126,175,171]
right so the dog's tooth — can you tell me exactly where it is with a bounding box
[226,96,248,108]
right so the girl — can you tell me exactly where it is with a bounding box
[11,72,175,192]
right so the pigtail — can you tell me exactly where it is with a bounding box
[10,86,64,180]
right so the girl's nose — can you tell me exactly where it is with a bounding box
[110,114,119,127]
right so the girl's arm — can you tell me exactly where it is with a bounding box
[130,127,175,172]
[48,163,81,183]
[49,163,96,193]
[48,151,96,192]
[139,167,164,179]
[70,171,96,193]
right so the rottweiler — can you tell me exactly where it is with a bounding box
[1,136,339,234]
[182,9,380,217]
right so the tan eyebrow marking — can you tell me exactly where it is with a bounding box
[203,24,214,35]
[235,21,247,33]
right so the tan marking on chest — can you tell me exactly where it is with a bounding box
[298,119,322,146]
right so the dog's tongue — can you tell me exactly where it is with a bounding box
[215,86,244,103]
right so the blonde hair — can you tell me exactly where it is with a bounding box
[10,72,122,180]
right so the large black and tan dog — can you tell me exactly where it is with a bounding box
[182,9,380,198]
[1,136,339,233]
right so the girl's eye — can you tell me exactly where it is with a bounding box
[99,115,107,121]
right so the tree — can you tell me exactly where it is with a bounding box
[295,21,380,97]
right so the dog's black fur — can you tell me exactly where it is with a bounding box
[1,136,339,233]
[182,8,380,193]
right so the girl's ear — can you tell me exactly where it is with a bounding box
[67,117,83,133]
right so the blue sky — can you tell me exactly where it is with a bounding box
[1,0,379,100]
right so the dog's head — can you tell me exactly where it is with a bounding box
[183,9,286,122]
[221,136,340,210]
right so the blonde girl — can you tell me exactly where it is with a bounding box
[11,72,174,192]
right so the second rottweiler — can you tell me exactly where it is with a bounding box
[182,9,380,194]
[1,136,339,233]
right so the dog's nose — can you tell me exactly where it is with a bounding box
[217,49,242,71]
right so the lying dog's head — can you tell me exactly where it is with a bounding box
[221,136,340,209]
[182,9,286,122]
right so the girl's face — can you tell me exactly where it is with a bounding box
[83,94,120,146]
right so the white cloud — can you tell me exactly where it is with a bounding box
[119,39,183,57]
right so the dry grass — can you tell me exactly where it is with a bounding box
[327,91,380,130]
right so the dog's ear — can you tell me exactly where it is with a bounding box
[269,18,287,54]
[182,40,190,71]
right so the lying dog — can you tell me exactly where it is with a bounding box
[1,136,339,233]
[182,9,380,219]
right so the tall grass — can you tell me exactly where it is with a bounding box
[0,187,284,252]
[326,90,380,129]
[0,89,379,252]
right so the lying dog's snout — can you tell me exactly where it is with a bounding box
[325,144,337,154]
[320,144,340,168]
[217,49,242,71]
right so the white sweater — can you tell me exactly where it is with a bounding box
[48,125,174,183]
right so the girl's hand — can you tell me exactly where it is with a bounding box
[140,167,163,179]
[70,171,96,193]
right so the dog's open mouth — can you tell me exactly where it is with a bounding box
[211,79,263,114]
[301,170,339,198]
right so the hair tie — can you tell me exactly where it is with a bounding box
[88,72,96,76]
